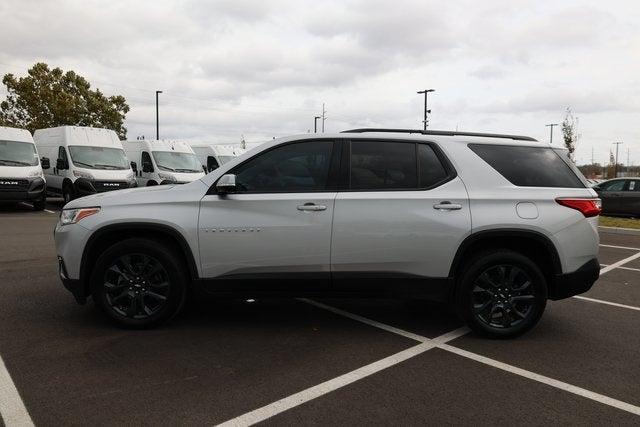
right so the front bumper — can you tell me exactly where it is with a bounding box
[73,178,137,196]
[58,256,86,304]
[549,258,600,300]
[0,177,46,202]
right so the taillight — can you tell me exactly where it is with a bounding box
[556,198,601,217]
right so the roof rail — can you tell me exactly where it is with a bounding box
[341,128,538,142]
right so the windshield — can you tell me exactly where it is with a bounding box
[69,146,129,170]
[218,155,235,164]
[152,151,202,172]
[0,140,38,166]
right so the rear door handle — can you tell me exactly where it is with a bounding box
[297,203,327,211]
[433,201,462,211]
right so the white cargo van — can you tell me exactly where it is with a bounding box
[0,126,49,210]
[122,139,205,186]
[189,143,240,173]
[34,126,136,203]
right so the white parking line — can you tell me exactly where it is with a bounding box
[218,299,640,425]
[599,264,640,273]
[599,244,640,251]
[17,202,56,214]
[599,251,640,274]
[573,296,640,312]
[438,343,640,416]
[217,326,468,427]
[0,355,34,426]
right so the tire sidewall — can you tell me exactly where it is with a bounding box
[90,238,187,328]
[457,251,548,338]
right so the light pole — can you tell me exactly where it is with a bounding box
[545,123,559,144]
[613,141,623,178]
[155,90,162,140]
[314,116,321,133]
[417,89,435,130]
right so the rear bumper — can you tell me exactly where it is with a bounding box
[549,258,599,300]
[0,178,46,202]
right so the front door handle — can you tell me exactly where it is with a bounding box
[297,203,327,211]
[433,201,462,211]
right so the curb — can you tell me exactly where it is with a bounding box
[598,226,640,236]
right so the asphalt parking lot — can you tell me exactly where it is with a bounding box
[1,202,640,425]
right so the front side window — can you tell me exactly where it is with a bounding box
[350,141,417,190]
[469,144,585,188]
[69,146,128,170]
[232,141,333,192]
[152,151,202,173]
[0,140,38,166]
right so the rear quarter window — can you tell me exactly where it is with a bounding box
[468,144,585,188]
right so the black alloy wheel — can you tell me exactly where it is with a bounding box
[103,253,170,319]
[472,264,536,329]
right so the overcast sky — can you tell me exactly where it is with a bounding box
[1,0,639,164]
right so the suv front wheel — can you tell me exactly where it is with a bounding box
[457,250,547,338]
[90,238,188,328]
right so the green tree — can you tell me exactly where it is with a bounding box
[0,63,129,139]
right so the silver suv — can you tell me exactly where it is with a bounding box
[54,129,601,337]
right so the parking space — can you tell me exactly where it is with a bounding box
[1,207,640,425]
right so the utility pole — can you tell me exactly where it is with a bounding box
[613,141,623,178]
[155,90,163,140]
[321,103,326,133]
[314,116,321,133]
[417,89,435,130]
[591,146,594,164]
[628,147,630,173]
[545,123,558,144]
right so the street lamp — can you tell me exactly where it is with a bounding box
[613,141,624,178]
[417,89,435,130]
[155,90,163,140]
[545,123,559,144]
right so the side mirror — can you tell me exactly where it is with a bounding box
[56,158,68,170]
[216,174,237,194]
[142,162,153,173]
[41,157,50,170]
[130,161,138,173]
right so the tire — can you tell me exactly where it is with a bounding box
[456,250,547,339]
[33,197,46,211]
[62,184,74,204]
[90,238,188,328]
[147,180,158,186]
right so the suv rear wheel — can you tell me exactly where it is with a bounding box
[457,250,547,338]
[90,238,188,328]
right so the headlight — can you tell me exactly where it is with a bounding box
[158,173,177,182]
[73,170,94,180]
[28,169,43,178]
[60,207,100,225]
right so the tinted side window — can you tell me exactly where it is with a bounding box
[418,144,448,188]
[350,141,417,190]
[232,141,333,192]
[469,144,585,188]
[601,180,625,191]
[629,180,640,191]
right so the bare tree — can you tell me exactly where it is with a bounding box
[561,107,577,160]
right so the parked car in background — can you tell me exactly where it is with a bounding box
[0,126,49,210]
[593,178,640,217]
[189,142,241,173]
[34,126,136,203]
[123,140,205,186]
[54,129,600,338]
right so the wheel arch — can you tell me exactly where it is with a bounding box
[449,229,562,280]
[79,222,199,294]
